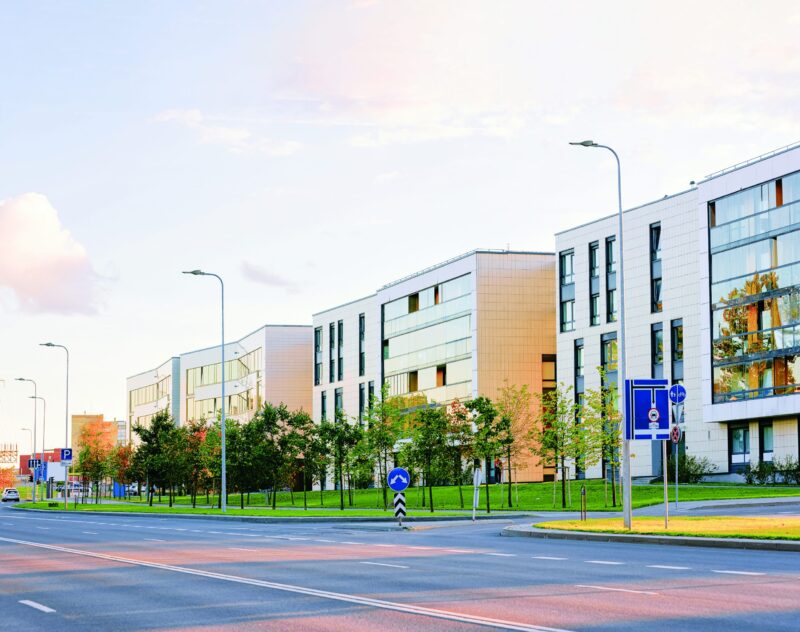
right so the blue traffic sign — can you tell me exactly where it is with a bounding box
[668,384,686,404]
[625,379,670,441]
[60,448,73,462]
[387,467,410,492]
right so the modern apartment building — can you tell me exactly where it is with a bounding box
[127,324,312,439]
[313,249,556,482]
[556,143,800,477]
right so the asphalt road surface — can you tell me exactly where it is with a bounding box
[1,504,799,631]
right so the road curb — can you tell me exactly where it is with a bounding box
[10,506,525,524]
[501,524,800,552]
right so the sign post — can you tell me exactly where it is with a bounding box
[387,467,410,527]
[60,448,73,510]
[472,462,482,523]
[669,384,686,512]
[625,378,670,528]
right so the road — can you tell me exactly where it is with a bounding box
[1,504,799,631]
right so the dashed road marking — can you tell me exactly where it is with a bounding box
[341,541,364,545]
[576,585,657,595]
[82,531,99,535]
[360,561,410,569]
[36,527,49,530]
[228,547,257,552]
[648,565,689,570]
[144,538,166,542]
[585,560,623,565]
[487,553,516,557]
[446,549,475,553]
[713,570,766,576]
[315,539,336,543]
[533,556,567,561]
[19,600,56,613]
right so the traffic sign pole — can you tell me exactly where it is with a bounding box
[662,439,669,529]
[393,492,406,526]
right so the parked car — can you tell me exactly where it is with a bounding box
[126,484,140,496]
[1,488,20,502]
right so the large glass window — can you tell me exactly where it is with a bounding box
[590,294,600,326]
[729,425,750,471]
[321,391,327,421]
[671,319,684,382]
[329,323,335,383]
[650,223,662,261]
[606,288,617,323]
[337,320,344,381]
[606,237,617,274]
[650,223,663,313]
[760,423,774,462]
[601,334,617,376]
[710,170,800,403]
[334,387,343,413]
[589,242,599,278]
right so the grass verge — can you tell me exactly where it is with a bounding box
[14,502,471,518]
[120,479,800,512]
[534,516,800,540]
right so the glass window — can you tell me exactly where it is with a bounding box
[783,171,800,204]
[601,335,617,374]
[314,327,322,386]
[321,391,327,420]
[359,313,366,376]
[730,426,750,466]
[560,300,575,332]
[711,238,773,282]
[329,323,335,382]
[334,388,343,413]
[575,342,584,377]
[590,294,600,326]
[607,288,617,323]
[359,383,365,423]
[368,381,375,409]
[606,237,617,274]
[651,324,664,378]
[652,278,663,313]
[337,320,344,381]
[650,223,661,261]
[589,242,599,278]
[761,424,774,462]
[560,250,574,285]
[671,319,684,359]
[711,182,776,227]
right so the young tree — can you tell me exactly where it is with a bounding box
[320,409,360,510]
[285,409,317,510]
[78,419,115,503]
[404,406,448,512]
[110,444,135,496]
[363,383,403,510]
[133,410,177,506]
[495,382,534,508]
[530,383,579,509]
[466,396,501,513]
[184,419,212,508]
[445,399,474,509]
[582,374,622,507]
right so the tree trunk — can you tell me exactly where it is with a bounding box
[338,459,345,511]
[241,486,245,510]
[484,473,491,514]
[611,464,617,507]
[560,456,567,508]
[507,447,513,508]
[272,475,278,510]
[303,470,308,510]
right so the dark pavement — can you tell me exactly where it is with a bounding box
[1,503,798,631]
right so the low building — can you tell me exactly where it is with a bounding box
[556,142,800,477]
[127,324,313,437]
[313,249,557,482]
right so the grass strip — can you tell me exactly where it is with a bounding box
[535,516,800,540]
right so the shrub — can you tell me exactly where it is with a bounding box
[744,460,777,485]
[773,455,800,485]
[662,454,718,484]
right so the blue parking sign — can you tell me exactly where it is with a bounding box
[625,379,670,440]
[60,448,73,462]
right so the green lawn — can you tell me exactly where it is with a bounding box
[15,501,468,518]
[118,479,800,513]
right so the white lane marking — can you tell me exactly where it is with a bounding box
[533,556,567,561]
[408,546,430,550]
[1,535,570,632]
[712,570,766,576]
[144,538,166,542]
[647,565,690,570]
[36,527,49,530]
[576,585,657,596]
[585,560,624,565]
[82,531,99,535]
[3,522,14,526]
[315,539,336,543]
[360,561,410,569]
[374,543,395,548]
[228,547,257,552]
[487,553,516,557]
[341,541,364,545]
[288,537,309,541]
[446,549,475,553]
[173,528,187,531]
[19,600,56,613]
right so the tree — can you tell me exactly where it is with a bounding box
[445,399,474,509]
[495,382,534,508]
[530,384,579,509]
[184,419,212,508]
[77,419,115,503]
[582,373,622,507]
[363,383,403,510]
[133,410,178,506]
[403,406,448,512]
[466,396,502,513]
[320,409,361,510]
[285,409,317,510]
[110,444,135,496]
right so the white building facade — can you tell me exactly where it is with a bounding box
[127,324,312,436]
[556,143,800,477]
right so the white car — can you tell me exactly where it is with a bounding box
[1,488,20,502]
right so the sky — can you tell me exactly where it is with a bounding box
[2,1,800,453]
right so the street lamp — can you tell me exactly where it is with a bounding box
[183,269,227,513]
[41,342,70,509]
[16,378,38,502]
[30,395,47,498]
[569,140,632,529]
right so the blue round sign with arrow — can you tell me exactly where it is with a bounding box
[669,383,686,404]
[387,467,410,492]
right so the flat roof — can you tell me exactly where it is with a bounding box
[702,140,800,182]
[312,293,377,318]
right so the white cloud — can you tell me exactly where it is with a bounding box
[241,261,297,292]
[153,108,301,156]
[0,194,100,315]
